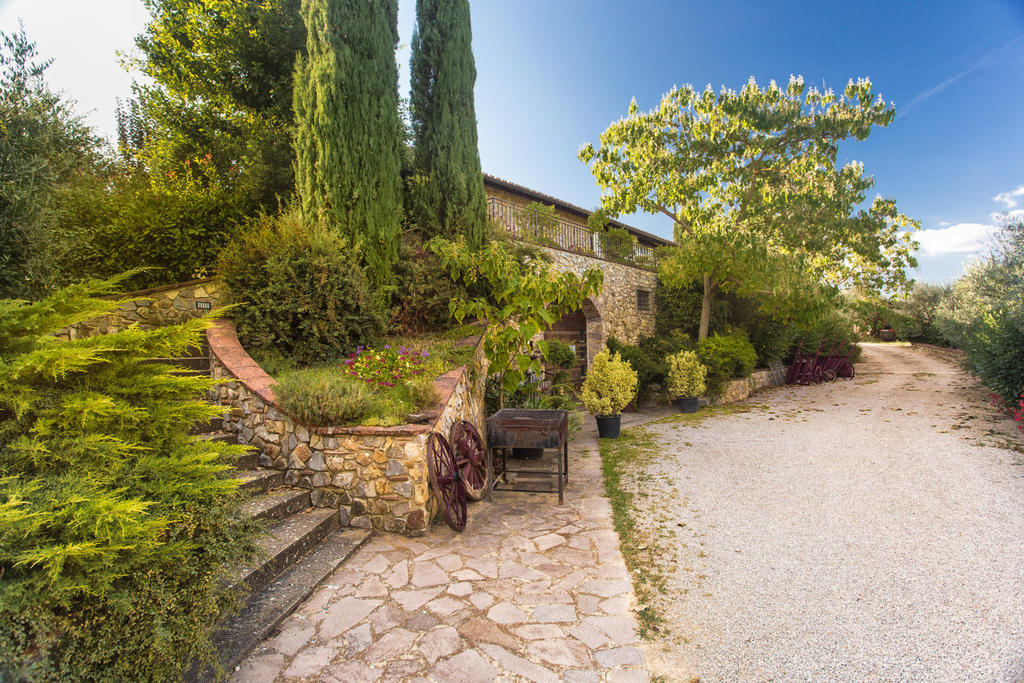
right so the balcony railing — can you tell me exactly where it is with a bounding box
[487,197,658,271]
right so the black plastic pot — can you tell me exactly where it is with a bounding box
[674,397,699,413]
[595,414,621,439]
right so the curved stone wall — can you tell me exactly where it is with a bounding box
[206,321,486,534]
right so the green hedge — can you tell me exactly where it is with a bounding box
[218,209,386,364]
[698,332,757,394]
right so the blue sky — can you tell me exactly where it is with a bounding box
[3,0,1022,284]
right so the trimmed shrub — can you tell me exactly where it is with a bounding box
[666,350,707,398]
[582,349,638,417]
[218,209,385,365]
[0,277,258,680]
[698,332,757,393]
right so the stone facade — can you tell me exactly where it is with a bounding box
[485,176,666,365]
[540,247,657,362]
[59,278,225,340]
[207,321,486,535]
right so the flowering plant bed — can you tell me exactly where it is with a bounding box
[346,345,430,387]
[252,327,479,427]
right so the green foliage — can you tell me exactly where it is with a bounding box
[429,236,603,407]
[273,365,438,427]
[581,75,919,340]
[543,339,577,370]
[698,332,757,393]
[53,157,248,291]
[293,0,403,287]
[891,282,951,345]
[132,0,303,207]
[726,296,799,365]
[390,231,464,335]
[217,209,385,365]
[655,278,727,338]
[275,368,375,424]
[791,312,862,363]
[0,26,103,297]
[936,216,1024,403]
[0,277,258,680]
[606,331,694,399]
[581,349,638,417]
[599,226,637,264]
[409,0,487,248]
[666,350,707,398]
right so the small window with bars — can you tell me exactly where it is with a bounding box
[636,289,651,311]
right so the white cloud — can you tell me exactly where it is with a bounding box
[915,222,998,255]
[994,185,1024,208]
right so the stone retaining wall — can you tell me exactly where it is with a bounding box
[712,368,782,405]
[60,278,225,339]
[207,321,486,535]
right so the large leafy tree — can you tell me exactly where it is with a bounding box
[409,0,487,248]
[0,27,102,298]
[580,76,919,340]
[293,0,403,287]
[132,0,304,205]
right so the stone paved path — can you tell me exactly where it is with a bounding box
[233,413,665,682]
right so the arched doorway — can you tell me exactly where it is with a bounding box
[544,298,603,385]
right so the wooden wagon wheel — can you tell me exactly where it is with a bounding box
[426,432,467,531]
[449,420,488,501]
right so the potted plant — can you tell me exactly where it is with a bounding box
[666,350,706,413]
[582,348,638,438]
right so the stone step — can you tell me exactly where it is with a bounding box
[238,469,285,495]
[238,507,340,594]
[192,528,370,682]
[143,356,211,371]
[197,430,238,445]
[239,489,311,523]
[190,416,225,434]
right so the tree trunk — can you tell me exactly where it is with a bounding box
[698,273,714,341]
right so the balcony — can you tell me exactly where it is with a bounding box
[487,197,658,271]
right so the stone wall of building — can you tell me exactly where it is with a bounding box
[207,321,486,535]
[59,278,225,340]
[540,247,657,361]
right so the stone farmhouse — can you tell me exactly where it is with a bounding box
[483,173,672,371]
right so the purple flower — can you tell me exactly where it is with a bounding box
[384,344,391,350]
[421,350,429,357]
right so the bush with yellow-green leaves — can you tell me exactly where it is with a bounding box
[582,349,638,417]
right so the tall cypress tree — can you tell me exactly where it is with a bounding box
[409,0,487,249]
[293,0,403,286]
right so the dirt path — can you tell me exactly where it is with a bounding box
[626,344,1024,682]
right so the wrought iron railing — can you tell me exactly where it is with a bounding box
[487,197,658,270]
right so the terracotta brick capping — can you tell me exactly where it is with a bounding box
[206,319,479,436]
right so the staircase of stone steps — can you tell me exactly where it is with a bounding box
[136,344,371,680]
[187,424,370,681]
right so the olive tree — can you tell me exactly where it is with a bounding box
[580,76,919,340]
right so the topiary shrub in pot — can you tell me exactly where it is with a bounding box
[666,350,707,413]
[582,349,638,438]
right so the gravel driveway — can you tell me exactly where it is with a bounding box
[627,344,1024,681]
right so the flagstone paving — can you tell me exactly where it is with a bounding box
[233,413,665,682]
